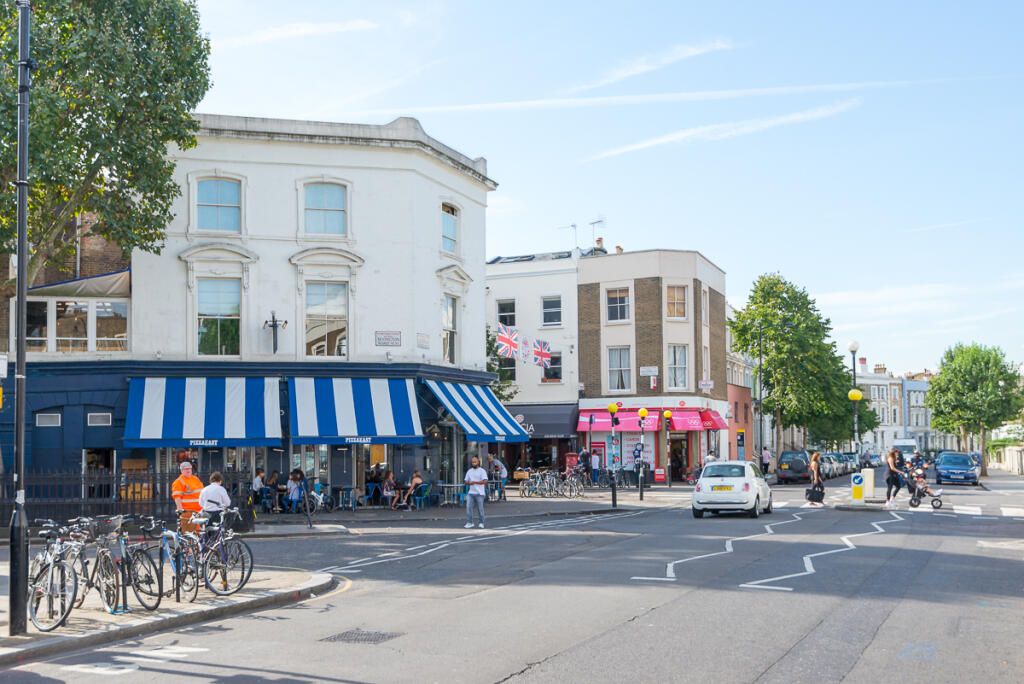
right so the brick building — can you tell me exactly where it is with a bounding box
[576,249,729,482]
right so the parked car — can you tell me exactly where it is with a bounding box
[869,454,883,468]
[820,454,836,478]
[776,450,811,484]
[935,452,980,486]
[692,460,773,518]
[828,453,850,476]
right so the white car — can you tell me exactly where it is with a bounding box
[692,460,773,518]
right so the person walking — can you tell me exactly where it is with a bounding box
[172,460,204,532]
[761,447,771,476]
[884,448,904,509]
[464,455,488,529]
[807,452,825,506]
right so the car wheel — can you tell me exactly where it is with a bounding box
[692,507,704,519]
[935,477,942,485]
[748,496,760,519]
[765,495,773,514]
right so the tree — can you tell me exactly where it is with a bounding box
[806,356,880,447]
[729,274,842,454]
[485,325,518,403]
[926,343,1023,476]
[0,0,211,293]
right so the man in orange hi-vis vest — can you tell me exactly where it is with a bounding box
[172,460,204,531]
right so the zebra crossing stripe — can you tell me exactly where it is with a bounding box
[1001,507,1024,517]
[953,505,982,515]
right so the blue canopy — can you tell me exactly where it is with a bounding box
[423,380,529,443]
[288,377,423,445]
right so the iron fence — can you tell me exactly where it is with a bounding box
[0,470,255,525]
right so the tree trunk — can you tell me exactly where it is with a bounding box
[959,425,967,453]
[775,406,783,457]
[979,424,988,477]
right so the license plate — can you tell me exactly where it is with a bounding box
[950,475,963,479]
[712,485,733,491]
[780,464,789,469]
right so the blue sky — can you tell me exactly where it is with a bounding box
[195,1,1023,375]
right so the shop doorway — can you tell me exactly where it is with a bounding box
[669,436,692,481]
[83,448,114,499]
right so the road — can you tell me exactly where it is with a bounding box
[6,473,1024,684]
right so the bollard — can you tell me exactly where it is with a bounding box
[611,477,617,508]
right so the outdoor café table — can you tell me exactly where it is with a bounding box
[438,483,464,507]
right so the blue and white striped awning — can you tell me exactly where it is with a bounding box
[289,377,423,445]
[123,377,282,448]
[424,380,529,443]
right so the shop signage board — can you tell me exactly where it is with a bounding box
[416,333,430,349]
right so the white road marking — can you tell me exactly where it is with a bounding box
[975,516,999,520]
[62,664,139,675]
[406,545,426,551]
[1001,507,1024,517]
[632,511,812,582]
[953,505,982,515]
[933,513,957,518]
[330,511,648,574]
[739,511,905,591]
[315,565,339,573]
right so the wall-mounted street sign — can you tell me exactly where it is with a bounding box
[639,366,659,377]
[416,333,430,350]
[375,331,402,347]
[698,380,714,392]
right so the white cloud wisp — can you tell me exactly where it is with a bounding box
[216,20,377,50]
[585,98,860,161]
[569,40,734,92]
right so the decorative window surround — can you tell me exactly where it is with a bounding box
[185,169,248,238]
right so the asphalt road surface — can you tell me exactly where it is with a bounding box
[6,475,1024,684]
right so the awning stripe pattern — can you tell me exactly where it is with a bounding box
[289,377,423,444]
[424,380,529,442]
[124,377,281,447]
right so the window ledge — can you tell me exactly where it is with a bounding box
[439,250,464,264]
[188,229,243,238]
[604,320,632,326]
[539,380,563,385]
[540,323,563,329]
[300,233,352,242]
[665,317,690,323]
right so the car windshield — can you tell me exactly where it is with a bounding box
[702,464,746,478]
[940,455,972,467]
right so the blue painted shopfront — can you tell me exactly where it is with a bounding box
[0,361,511,489]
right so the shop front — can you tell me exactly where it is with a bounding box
[501,403,578,470]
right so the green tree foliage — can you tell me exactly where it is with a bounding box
[0,0,211,292]
[926,343,1023,476]
[805,356,880,448]
[485,325,518,403]
[730,274,859,452]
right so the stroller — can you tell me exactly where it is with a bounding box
[906,465,942,509]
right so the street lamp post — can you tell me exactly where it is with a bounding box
[9,0,34,636]
[849,341,860,455]
[608,404,618,509]
[663,410,672,489]
[638,408,648,500]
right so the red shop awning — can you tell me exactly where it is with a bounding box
[669,411,703,431]
[577,412,660,432]
[700,409,729,430]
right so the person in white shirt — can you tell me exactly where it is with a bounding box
[487,455,508,479]
[199,471,232,524]
[252,468,264,493]
[464,456,489,529]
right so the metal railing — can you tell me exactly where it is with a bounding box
[0,470,255,524]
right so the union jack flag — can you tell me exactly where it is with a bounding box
[496,323,519,358]
[533,339,552,368]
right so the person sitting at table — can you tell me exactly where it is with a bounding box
[252,468,265,504]
[265,470,282,511]
[286,470,304,513]
[400,470,424,508]
[380,470,399,510]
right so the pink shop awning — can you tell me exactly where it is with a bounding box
[669,411,703,431]
[700,409,729,430]
[577,412,661,432]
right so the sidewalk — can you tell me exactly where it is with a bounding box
[0,566,333,667]
[255,485,694,527]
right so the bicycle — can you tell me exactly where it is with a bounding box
[103,515,162,611]
[189,508,254,595]
[140,516,200,603]
[27,520,79,631]
[64,516,120,614]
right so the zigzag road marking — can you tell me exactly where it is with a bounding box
[328,510,648,574]
[631,511,815,582]
[739,511,905,592]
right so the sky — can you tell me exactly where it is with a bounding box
[194,0,1024,375]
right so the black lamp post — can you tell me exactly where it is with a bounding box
[849,341,861,454]
[9,0,34,636]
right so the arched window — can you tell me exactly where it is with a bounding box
[305,183,347,235]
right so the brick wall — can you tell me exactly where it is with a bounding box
[693,278,703,385]
[708,287,727,402]
[577,282,601,398]
[0,223,130,352]
[633,276,662,397]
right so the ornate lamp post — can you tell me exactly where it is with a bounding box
[637,408,648,500]
[848,341,860,454]
[607,403,619,508]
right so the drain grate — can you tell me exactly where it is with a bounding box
[320,629,403,645]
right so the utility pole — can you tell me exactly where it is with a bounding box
[10,0,35,636]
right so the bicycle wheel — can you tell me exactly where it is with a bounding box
[203,539,251,595]
[597,472,610,488]
[96,552,120,612]
[29,561,77,632]
[323,495,336,513]
[161,544,200,603]
[227,537,255,587]
[71,552,91,609]
[129,548,162,611]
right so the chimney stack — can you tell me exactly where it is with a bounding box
[595,237,603,249]
[615,245,623,254]
[858,357,867,374]
[874,363,887,375]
